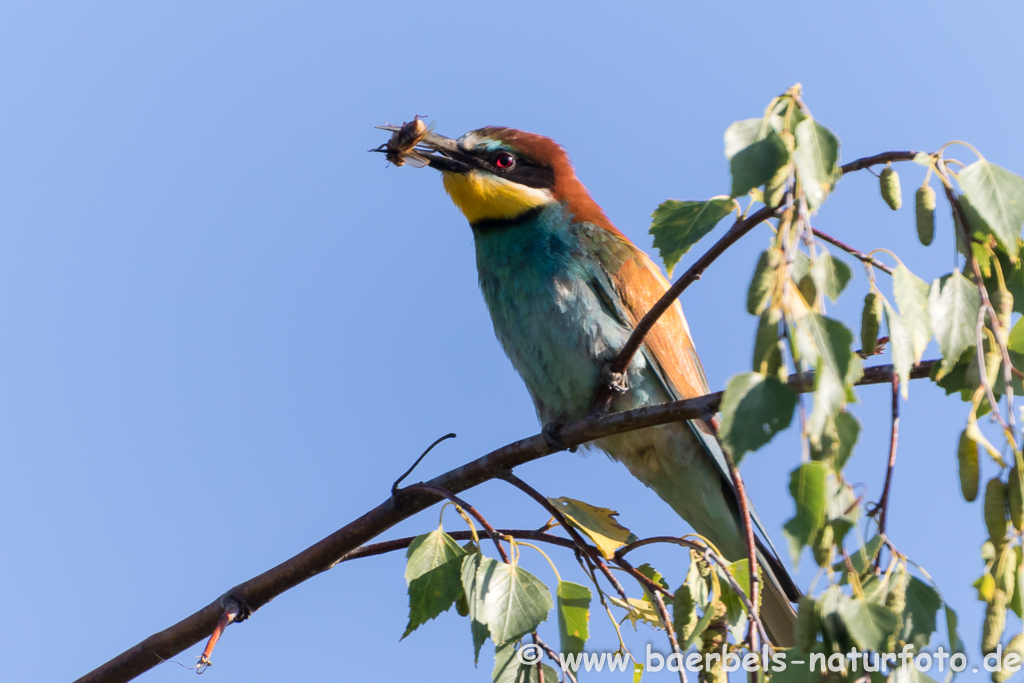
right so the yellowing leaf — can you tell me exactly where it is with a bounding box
[976,572,997,602]
[548,497,638,559]
[610,596,663,628]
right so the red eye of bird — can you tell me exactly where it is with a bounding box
[495,152,515,169]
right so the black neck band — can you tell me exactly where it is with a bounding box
[470,205,547,233]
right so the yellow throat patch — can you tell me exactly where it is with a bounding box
[442,171,553,224]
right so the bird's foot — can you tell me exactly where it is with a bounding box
[197,595,252,671]
[601,363,629,394]
[542,422,576,453]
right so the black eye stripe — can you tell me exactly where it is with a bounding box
[477,153,554,190]
[504,163,555,190]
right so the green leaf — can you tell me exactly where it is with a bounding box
[725,118,766,159]
[684,601,718,651]
[837,599,900,651]
[811,409,860,472]
[959,160,1024,260]
[461,553,491,662]
[793,118,841,209]
[684,550,711,606]
[492,641,559,683]
[672,584,698,645]
[883,299,914,398]
[650,197,735,275]
[636,562,670,593]
[718,371,798,462]
[479,559,553,645]
[768,651,816,683]
[893,264,932,361]
[835,535,883,577]
[790,250,812,287]
[930,350,991,402]
[556,581,590,666]
[405,527,467,583]
[1008,316,1024,368]
[721,560,754,641]
[811,251,852,302]
[792,312,856,442]
[752,308,785,380]
[929,270,981,372]
[725,557,753,598]
[783,461,830,565]
[547,497,637,559]
[995,250,1024,314]
[901,576,942,650]
[747,249,781,315]
[946,604,965,655]
[817,584,853,651]
[1011,547,1024,618]
[403,528,468,638]
[825,475,860,531]
[726,126,791,198]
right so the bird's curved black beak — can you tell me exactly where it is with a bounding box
[374,125,474,173]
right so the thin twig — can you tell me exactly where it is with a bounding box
[75,361,933,683]
[530,632,548,683]
[811,228,893,275]
[722,450,760,655]
[873,374,900,570]
[533,632,576,683]
[650,589,687,683]
[392,433,457,492]
[400,483,509,563]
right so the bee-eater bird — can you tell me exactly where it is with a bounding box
[385,125,799,645]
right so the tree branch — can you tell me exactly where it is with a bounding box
[74,360,937,683]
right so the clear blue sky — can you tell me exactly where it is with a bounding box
[3,2,1023,681]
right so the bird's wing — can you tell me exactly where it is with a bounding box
[589,231,787,564]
